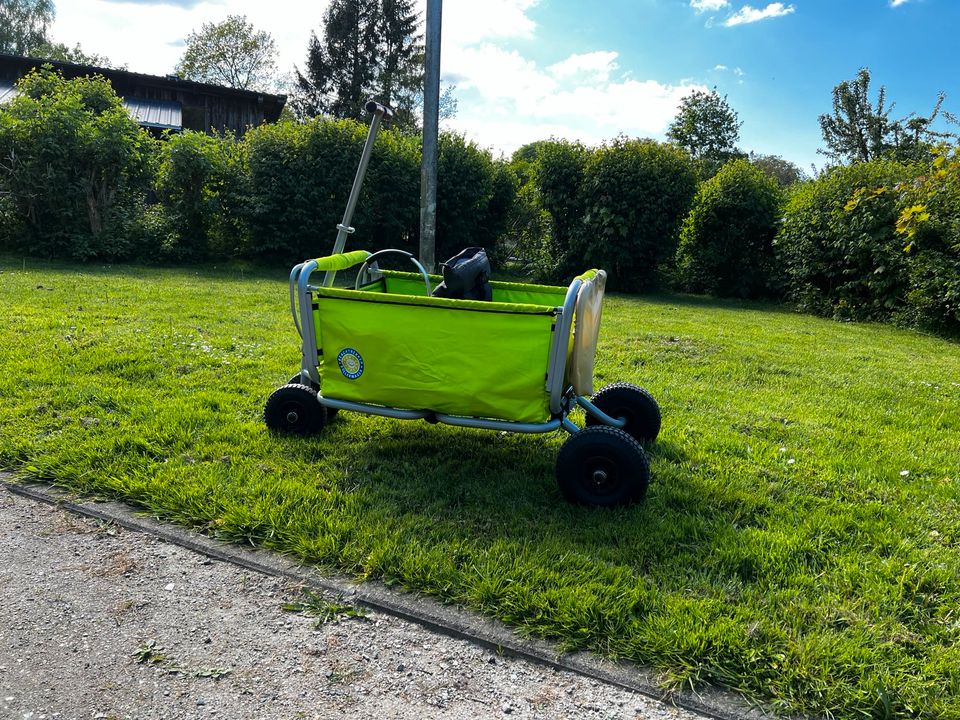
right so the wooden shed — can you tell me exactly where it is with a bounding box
[0,53,286,136]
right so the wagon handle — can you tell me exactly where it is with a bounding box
[364,100,394,119]
[355,249,432,295]
[322,99,394,288]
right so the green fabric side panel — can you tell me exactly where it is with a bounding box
[314,250,371,271]
[575,269,599,283]
[314,297,555,423]
[380,270,569,307]
[384,274,432,297]
[315,286,555,315]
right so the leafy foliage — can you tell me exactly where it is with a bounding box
[775,160,919,320]
[0,0,53,55]
[580,138,698,291]
[667,89,743,178]
[154,130,246,260]
[174,15,278,91]
[242,118,369,261]
[530,139,589,280]
[749,153,806,187]
[0,67,155,259]
[676,159,783,298]
[435,132,515,262]
[28,40,116,68]
[890,150,960,334]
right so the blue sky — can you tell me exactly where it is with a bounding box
[51,0,957,170]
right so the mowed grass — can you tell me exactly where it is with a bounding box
[1,257,959,719]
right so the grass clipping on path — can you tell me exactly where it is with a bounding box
[2,259,959,718]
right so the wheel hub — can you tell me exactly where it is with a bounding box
[286,410,300,423]
[592,469,608,485]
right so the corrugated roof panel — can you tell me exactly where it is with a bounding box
[0,79,19,104]
[123,96,182,130]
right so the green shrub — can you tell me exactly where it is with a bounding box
[893,151,960,334]
[243,118,367,262]
[531,139,589,280]
[676,159,783,298]
[155,130,244,260]
[363,129,420,255]
[580,138,698,291]
[435,132,514,263]
[775,161,920,320]
[0,67,155,260]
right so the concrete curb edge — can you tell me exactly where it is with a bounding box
[3,476,777,720]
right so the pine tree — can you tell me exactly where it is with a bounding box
[294,0,422,126]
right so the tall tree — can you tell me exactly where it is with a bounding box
[294,0,422,126]
[819,67,951,164]
[818,68,897,164]
[0,0,54,56]
[175,15,278,91]
[749,153,806,187]
[667,88,743,177]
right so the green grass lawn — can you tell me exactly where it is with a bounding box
[2,257,959,718]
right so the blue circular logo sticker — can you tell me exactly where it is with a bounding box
[337,348,364,380]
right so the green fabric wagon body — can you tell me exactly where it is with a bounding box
[310,271,570,423]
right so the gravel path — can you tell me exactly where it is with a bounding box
[0,488,707,720]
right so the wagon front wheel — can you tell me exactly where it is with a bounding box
[585,382,661,443]
[288,374,338,419]
[264,384,326,435]
[556,426,650,507]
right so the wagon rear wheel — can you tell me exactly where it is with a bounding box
[556,426,650,507]
[585,382,661,443]
[264,384,327,435]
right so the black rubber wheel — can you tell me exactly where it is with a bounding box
[264,384,326,435]
[585,382,661,443]
[288,374,338,419]
[556,426,650,507]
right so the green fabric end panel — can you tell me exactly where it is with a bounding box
[574,268,599,283]
[380,270,569,307]
[314,250,371,271]
[314,296,556,423]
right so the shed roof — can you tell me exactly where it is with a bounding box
[0,81,184,131]
[125,97,182,130]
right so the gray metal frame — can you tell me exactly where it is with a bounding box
[289,263,621,436]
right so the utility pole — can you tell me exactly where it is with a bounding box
[419,0,442,273]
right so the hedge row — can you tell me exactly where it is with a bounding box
[514,139,958,333]
[0,68,513,266]
[1,69,957,334]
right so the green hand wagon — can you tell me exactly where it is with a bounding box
[264,102,661,506]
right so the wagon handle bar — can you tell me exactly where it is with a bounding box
[355,249,432,295]
[322,99,394,288]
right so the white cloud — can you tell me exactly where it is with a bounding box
[724,2,795,26]
[690,0,730,11]
[445,43,705,156]
[439,0,539,46]
[890,0,911,6]
[714,64,729,70]
[548,51,619,83]
[51,0,326,77]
